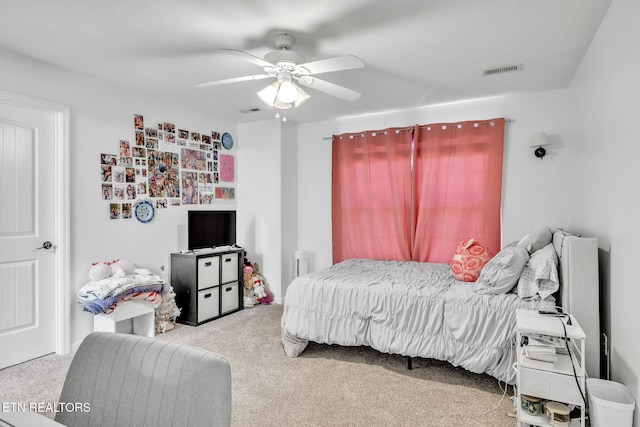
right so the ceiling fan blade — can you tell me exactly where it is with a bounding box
[194,74,271,88]
[220,49,276,69]
[294,55,364,75]
[297,76,361,101]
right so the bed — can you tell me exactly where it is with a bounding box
[281,230,599,384]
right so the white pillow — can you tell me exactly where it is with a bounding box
[516,243,559,300]
[473,246,529,295]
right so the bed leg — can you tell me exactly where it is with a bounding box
[407,356,413,370]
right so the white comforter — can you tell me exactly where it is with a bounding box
[281,258,550,384]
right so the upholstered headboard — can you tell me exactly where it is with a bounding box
[553,230,600,378]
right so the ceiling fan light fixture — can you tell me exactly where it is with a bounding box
[277,80,299,104]
[273,98,292,110]
[257,82,280,107]
[294,86,311,107]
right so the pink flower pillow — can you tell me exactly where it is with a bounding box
[450,238,493,282]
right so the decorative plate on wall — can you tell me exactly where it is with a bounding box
[221,132,234,150]
[134,199,155,223]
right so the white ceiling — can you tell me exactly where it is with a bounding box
[0,0,612,124]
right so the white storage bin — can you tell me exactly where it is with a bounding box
[197,288,220,323]
[587,378,635,427]
[221,252,239,283]
[221,282,239,314]
[197,256,220,290]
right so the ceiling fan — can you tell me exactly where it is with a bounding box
[194,33,364,110]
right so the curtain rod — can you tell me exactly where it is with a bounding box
[322,118,512,140]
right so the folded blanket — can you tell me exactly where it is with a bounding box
[77,274,165,302]
[81,283,170,314]
[103,290,164,314]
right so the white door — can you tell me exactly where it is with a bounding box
[0,99,57,368]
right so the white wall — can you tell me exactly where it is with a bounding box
[297,90,573,271]
[568,0,640,419]
[0,47,237,346]
[236,119,285,302]
[280,121,298,295]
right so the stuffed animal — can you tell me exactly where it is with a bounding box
[111,259,136,275]
[450,238,493,282]
[243,263,255,290]
[112,268,126,279]
[88,262,112,281]
[260,290,274,305]
[517,225,552,254]
[252,276,267,299]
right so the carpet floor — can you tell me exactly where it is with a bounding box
[0,304,517,426]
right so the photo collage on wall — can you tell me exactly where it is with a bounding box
[100,114,235,220]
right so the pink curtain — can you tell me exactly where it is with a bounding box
[412,119,504,262]
[332,128,413,264]
[332,118,504,264]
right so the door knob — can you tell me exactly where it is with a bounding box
[36,241,53,250]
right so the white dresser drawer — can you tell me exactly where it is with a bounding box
[519,366,582,405]
[197,256,220,290]
[221,283,239,314]
[221,253,239,283]
[197,289,219,323]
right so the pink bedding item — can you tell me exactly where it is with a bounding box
[450,238,493,282]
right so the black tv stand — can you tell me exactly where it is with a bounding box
[170,246,244,326]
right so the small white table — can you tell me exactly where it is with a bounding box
[515,309,586,427]
[93,301,155,337]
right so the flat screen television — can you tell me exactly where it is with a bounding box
[187,210,236,250]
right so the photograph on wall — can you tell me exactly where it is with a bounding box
[134,114,143,130]
[132,146,146,158]
[164,122,175,134]
[178,129,188,139]
[148,149,179,198]
[198,174,214,204]
[101,153,117,165]
[135,131,144,146]
[126,183,136,200]
[137,181,147,196]
[180,148,207,171]
[109,203,121,219]
[181,171,198,205]
[102,183,113,200]
[113,185,125,200]
[215,187,235,200]
[122,203,132,219]
[144,138,158,149]
[199,190,214,205]
[125,167,135,183]
[155,198,168,209]
[101,165,112,182]
[112,166,125,183]
[118,156,133,167]
[119,140,131,156]
[145,127,158,139]
[219,154,235,182]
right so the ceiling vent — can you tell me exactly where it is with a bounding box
[483,63,523,76]
[240,108,262,113]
